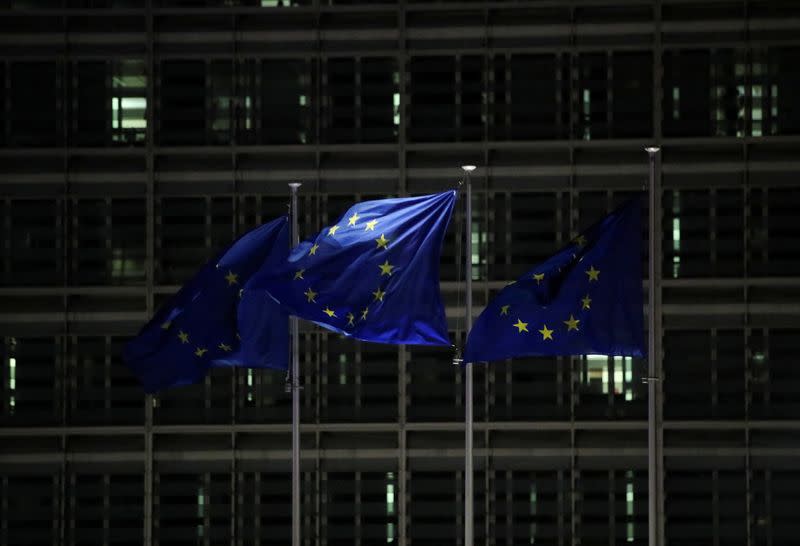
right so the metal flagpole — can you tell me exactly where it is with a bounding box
[645,147,660,546]
[288,182,302,546]
[461,164,476,546]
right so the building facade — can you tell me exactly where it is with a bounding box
[1,0,800,545]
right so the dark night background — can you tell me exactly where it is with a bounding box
[1,1,799,545]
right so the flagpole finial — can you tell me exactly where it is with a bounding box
[644,146,660,155]
[289,182,302,191]
[461,165,477,172]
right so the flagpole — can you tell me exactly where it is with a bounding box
[288,182,302,546]
[644,147,660,546]
[461,164,476,546]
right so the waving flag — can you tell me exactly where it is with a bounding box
[123,216,290,393]
[464,196,644,363]
[247,191,456,346]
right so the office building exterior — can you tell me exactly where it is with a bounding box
[1,1,799,544]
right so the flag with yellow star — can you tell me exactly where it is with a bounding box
[246,191,456,346]
[464,196,645,363]
[123,216,290,393]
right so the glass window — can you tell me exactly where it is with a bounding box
[3,475,58,545]
[612,51,653,137]
[72,198,146,285]
[237,58,314,145]
[72,61,108,147]
[491,53,570,140]
[408,56,456,142]
[9,62,61,147]
[1,337,59,426]
[159,60,206,145]
[3,199,63,286]
[663,50,713,137]
[111,59,147,145]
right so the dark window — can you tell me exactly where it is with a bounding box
[159,60,206,145]
[663,50,712,137]
[491,54,570,140]
[361,57,397,143]
[72,198,146,285]
[2,199,63,286]
[772,47,800,134]
[9,62,60,147]
[3,475,57,546]
[241,58,314,145]
[72,61,108,147]
[612,51,653,137]
[69,336,144,425]
[408,56,456,142]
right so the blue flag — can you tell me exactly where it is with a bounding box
[464,196,645,363]
[123,216,290,393]
[247,191,456,346]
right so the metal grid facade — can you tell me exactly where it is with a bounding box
[2,1,800,545]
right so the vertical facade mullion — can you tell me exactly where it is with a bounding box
[144,1,156,545]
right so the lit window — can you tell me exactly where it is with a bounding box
[339,353,347,385]
[626,471,635,542]
[8,352,16,415]
[672,86,680,120]
[196,485,205,537]
[529,483,537,544]
[582,89,591,140]
[386,472,395,543]
[672,191,681,278]
[585,355,609,394]
[111,60,147,144]
[393,92,400,126]
[111,247,144,281]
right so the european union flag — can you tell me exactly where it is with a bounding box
[247,191,456,346]
[123,216,290,393]
[464,196,644,363]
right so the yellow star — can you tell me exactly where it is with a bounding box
[574,235,587,247]
[328,225,340,236]
[294,269,305,280]
[375,234,390,249]
[218,342,232,352]
[360,307,369,320]
[348,212,360,226]
[309,243,319,256]
[513,319,529,333]
[178,330,189,344]
[372,288,385,302]
[585,266,600,282]
[500,305,510,316]
[225,270,239,286]
[346,312,355,326]
[563,314,580,331]
[304,287,318,303]
[539,324,554,340]
[161,321,171,330]
[323,307,337,318]
[379,260,395,276]
[581,295,592,310]
[195,347,208,357]
[532,273,545,284]
[365,219,378,231]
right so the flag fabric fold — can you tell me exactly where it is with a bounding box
[246,191,456,346]
[464,196,645,363]
[123,216,290,393]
